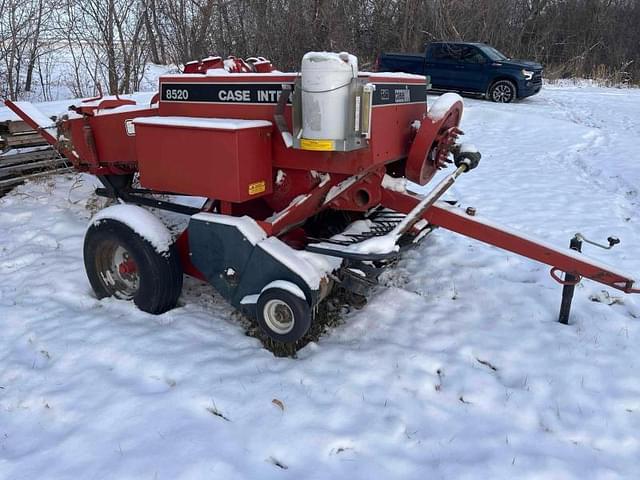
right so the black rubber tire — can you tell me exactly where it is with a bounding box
[488,80,517,103]
[256,288,312,344]
[84,218,183,314]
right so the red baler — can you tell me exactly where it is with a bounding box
[7,52,639,351]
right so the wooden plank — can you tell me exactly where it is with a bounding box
[0,158,68,179]
[7,120,35,134]
[0,149,58,167]
[0,167,74,191]
[3,133,47,149]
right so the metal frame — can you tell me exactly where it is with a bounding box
[96,175,203,216]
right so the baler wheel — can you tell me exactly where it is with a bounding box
[84,219,183,314]
[257,288,312,344]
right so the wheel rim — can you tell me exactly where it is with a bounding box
[492,84,513,102]
[263,299,295,335]
[96,241,139,299]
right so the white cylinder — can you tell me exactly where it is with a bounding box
[301,51,358,140]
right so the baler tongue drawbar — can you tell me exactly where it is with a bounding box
[380,182,639,322]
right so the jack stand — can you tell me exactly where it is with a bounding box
[558,235,583,325]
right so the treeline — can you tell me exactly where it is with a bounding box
[1,0,639,99]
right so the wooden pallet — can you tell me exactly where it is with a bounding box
[0,120,72,195]
[0,119,48,152]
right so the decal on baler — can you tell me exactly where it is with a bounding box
[373,84,426,106]
[161,82,427,106]
[124,119,135,136]
[248,181,266,195]
[299,139,335,151]
[161,82,292,105]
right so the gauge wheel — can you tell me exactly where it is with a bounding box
[84,218,183,314]
[489,80,517,103]
[257,287,312,343]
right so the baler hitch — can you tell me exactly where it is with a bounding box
[557,235,584,325]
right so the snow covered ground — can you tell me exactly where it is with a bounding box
[1,85,640,479]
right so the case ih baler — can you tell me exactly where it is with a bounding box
[6,52,639,351]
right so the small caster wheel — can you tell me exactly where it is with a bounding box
[257,284,312,344]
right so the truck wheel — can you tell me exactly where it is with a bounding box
[488,80,516,103]
[84,218,183,314]
[257,287,312,344]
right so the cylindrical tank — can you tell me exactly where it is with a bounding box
[301,51,358,140]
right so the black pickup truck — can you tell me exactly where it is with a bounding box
[377,42,543,103]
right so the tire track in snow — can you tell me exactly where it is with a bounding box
[540,87,640,212]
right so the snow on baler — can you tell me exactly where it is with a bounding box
[6,51,639,352]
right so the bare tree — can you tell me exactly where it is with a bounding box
[3,0,639,102]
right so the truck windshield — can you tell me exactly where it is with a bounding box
[479,45,508,61]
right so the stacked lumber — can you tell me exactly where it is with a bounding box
[0,120,71,195]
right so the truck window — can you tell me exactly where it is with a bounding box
[431,44,460,62]
[460,46,486,64]
[478,45,509,61]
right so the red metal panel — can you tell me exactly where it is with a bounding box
[134,121,273,202]
[157,74,426,175]
[157,102,423,175]
[66,108,157,169]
